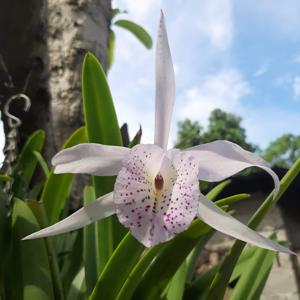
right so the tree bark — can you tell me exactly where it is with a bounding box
[0,0,50,154]
[0,0,111,207]
[0,0,111,160]
[48,0,111,152]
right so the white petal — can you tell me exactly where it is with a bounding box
[23,193,115,240]
[154,11,175,150]
[52,143,130,176]
[185,140,280,195]
[114,146,199,247]
[197,194,293,254]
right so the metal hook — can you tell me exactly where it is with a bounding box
[3,93,31,128]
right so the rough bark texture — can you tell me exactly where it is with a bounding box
[47,0,111,207]
[0,0,111,206]
[0,0,111,158]
[48,0,111,152]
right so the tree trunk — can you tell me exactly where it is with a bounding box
[0,0,50,155]
[0,0,111,207]
[0,0,111,160]
[48,0,111,152]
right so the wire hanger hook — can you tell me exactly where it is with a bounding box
[3,93,31,128]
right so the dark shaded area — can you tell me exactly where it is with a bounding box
[215,166,300,250]
[0,0,50,148]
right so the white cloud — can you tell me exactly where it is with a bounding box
[195,0,233,50]
[295,55,300,64]
[110,0,236,146]
[293,76,300,99]
[176,69,250,126]
[254,63,268,77]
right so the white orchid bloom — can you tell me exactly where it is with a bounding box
[23,12,292,254]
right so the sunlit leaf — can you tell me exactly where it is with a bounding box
[114,19,152,49]
[82,53,126,270]
[108,30,116,69]
[0,174,11,182]
[129,125,142,148]
[90,233,144,300]
[13,130,45,198]
[67,268,86,300]
[83,186,98,296]
[229,244,277,300]
[11,199,54,300]
[41,127,87,224]
[27,200,64,299]
[33,150,50,178]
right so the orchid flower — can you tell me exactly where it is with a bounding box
[24,12,292,254]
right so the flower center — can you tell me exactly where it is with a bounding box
[154,173,164,191]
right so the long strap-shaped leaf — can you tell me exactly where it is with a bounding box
[13,130,45,198]
[229,241,277,300]
[89,233,144,300]
[83,186,98,296]
[82,53,126,272]
[27,200,65,299]
[42,127,87,224]
[207,158,300,300]
[11,199,55,300]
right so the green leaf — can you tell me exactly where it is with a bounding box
[164,261,188,300]
[229,246,276,300]
[42,127,87,224]
[82,52,126,270]
[116,245,163,300]
[0,191,9,296]
[108,30,115,69]
[12,130,45,198]
[206,179,231,201]
[61,231,83,296]
[67,268,86,300]
[132,222,212,300]
[33,150,50,178]
[183,245,256,300]
[0,174,11,182]
[82,53,122,146]
[11,199,54,300]
[213,193,250,207]
[90,233,144,300]
[83,186,98,296]
[26,200,64,300]
[114,19,152,49]
[128,125,142,148]
[229,246,257,283]
[184,265,220,300]
[207,158,300,300]
[111,8,127,19]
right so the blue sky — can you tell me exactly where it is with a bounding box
[1,1,300,164]
[110,0,300,149]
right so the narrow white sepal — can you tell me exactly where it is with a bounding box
[186,140,280,197]
[154,10,175,150]
[52,143,130,176]
[197,194,294,254]
[23,192,115,240]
